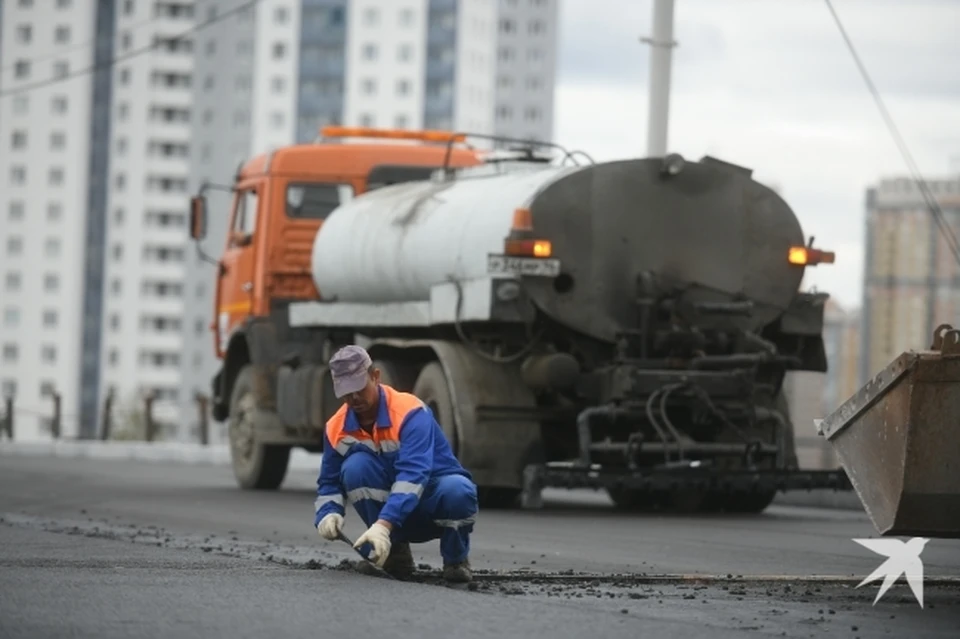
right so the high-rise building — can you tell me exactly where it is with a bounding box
[860,174,960,385]
[0,0,115,441]
[178,0,560,439]
[96,1,198,438]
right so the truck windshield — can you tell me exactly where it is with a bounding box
[366,165,440,191]
[286,183,354,220]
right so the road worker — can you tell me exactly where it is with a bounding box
[313,345,478,582]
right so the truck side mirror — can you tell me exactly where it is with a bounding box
[190,196,207,240]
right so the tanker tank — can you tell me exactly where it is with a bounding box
[310,156,807,344]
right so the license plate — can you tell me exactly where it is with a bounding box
[487,254,561,277]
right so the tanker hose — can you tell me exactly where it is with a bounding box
[689,385,752,444]
[449,277,544,364]
[645,388,673,464]
[658,384,688,461]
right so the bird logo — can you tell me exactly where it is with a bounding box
[852,537,929,608]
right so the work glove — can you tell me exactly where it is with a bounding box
[317,513,344,541]
[353,522,392,568]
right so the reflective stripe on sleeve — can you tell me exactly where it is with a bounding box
[434,515,476,530]
[379,440,400,453]
[346,487,390,504]
[314,494,344,512]
[390,480,424,498]
[336,436,378,455]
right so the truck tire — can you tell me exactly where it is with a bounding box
[413,361,521,509]
[228,365,290,490]
[412,362,459,455]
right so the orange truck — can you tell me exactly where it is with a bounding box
[191,126,862,514]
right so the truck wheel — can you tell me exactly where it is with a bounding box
[412,362,459,455]
[413,361,521,509]
[228,365,290,490]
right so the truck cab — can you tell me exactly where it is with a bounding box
[189,127,482,428]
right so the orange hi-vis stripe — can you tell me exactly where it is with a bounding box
[325,384,425,456]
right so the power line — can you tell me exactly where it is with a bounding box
[823,0,960,268]
[0,11,180,74]
[0,0,262,98]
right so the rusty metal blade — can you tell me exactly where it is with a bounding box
[817,325,960,539]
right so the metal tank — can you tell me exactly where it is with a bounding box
[311,156,806,342]
[310,164,577,304]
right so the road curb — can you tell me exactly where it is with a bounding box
[0,440,322,472]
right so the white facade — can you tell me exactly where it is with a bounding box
[98,0,198,435]
[0,0,559,443]
[0,0,99,441]
[493,0,557,143]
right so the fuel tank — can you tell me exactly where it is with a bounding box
[310,157,806,342]
[310,164,575,303]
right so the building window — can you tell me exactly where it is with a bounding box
[7,237,23,256]
[16,25,32,44]
[44,274,60,292]
[399,8,413,25]
[55,25,71,43]
[5,272,22,291]
[363,7,378,25]
[52,96,67,114]
[271,111,285,128]
[11,130,27,149]
[396,79,410,96]
[41,345,57,364]
[50,132,66,150]
[15,60,31,79]
[1,379,16,398]
[274,6,288,22]
[362,43,378,61]
[43,310,58,328]
[524,106,541,121]
[8,201,25,221]
[54,61,69,78]
[500,19,515,33]
[273,43,286,59]
[10,166,27,185]
[109,350,119,366]
[49,168,65,186]
[47,203,63,222]
[362,78,376,95]
[45,238,61,257]
[13,96,28,114]
[398,43,412,62]
[116,174,126,190]
[271,76,285,92]
[528,20,544,35]
[360,113,374,127]
[2,344,18,363]
[395,114,409,129]
[3,308,19,328]
[110,314,120,330]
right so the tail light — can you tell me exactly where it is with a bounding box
[788,246,835,266]
[504,207,552,257]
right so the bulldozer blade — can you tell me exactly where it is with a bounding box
[817,324,960,539]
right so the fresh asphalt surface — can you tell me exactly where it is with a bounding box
[1,455,958,638]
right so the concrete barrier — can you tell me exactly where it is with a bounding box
[0,440,865,511]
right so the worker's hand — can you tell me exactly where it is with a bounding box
[317,513,344,541]
[353,522,392,568]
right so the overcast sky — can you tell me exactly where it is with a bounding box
[552,0,960,311]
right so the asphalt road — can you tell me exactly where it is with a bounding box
[1,455,958,638]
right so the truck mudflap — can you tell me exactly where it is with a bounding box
[520,463,851,510]
[816,324,960,539]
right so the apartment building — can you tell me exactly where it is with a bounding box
[179,0,560,439]
[860,175,960,384]
[0,0,114,441]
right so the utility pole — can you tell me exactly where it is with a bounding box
[641,0,678,158]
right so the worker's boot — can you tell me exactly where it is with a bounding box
[443,559,472,583]
[383,542,416,580]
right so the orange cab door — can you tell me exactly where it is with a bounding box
[215,186,261,357]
